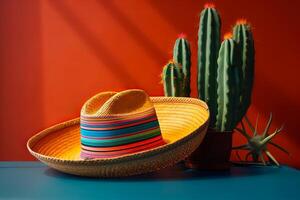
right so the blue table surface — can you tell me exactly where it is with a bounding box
[0,162,299,200]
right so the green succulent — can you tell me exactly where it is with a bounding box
[233,113,289,166]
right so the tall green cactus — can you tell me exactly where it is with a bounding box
[216,35,241,132]
[197,4,221,128]
[160,5,255,133]
[162,61,183,97]
[173,34,191,97]
[233,20,255,122]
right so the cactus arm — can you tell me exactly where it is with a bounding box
[265,150,279,166]
[231,38,243,128]
[173,37,191,97]
[172,63,183,96]
[262,113,273,137]
[162,63,173,97]
[261,127,284,146]
[269,142,289,155]
[235,127,251,140]
[253,114,259,136]
[216,39,241,131]
[216,39,232,131]
[197,9,208,99]
[182,39,191,96]
[197,6,221,127]
[173,38,182,63]
[244,115,255,133]
[233,22,255,121]
[241,24,255,117]
[162,62,183,97]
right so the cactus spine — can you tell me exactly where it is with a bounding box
[173,35,191,97]
[216,35,241,131]
[162,61,183,97]
[233,20,255,121]
[197,4,221,128]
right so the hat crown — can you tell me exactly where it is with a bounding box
[80,89,164,159]
[81,89,154,117]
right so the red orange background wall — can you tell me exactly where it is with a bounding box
[0,0,299,168]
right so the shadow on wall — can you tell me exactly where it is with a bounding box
[0,1,44,160]
[48,0,142,88]
[149,0,201,35]
[95,0,166,63]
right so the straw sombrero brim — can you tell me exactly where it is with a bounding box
[27,97,209,177]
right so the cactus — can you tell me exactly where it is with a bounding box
[233,114,289,166]
[233,19,255,122]
[162,61,183,97]
[216,34,242,132]
[197,3,221,127]
[173,34,191,97]
[161,4,255,133]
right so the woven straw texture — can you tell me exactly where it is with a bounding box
[27,97,209,177]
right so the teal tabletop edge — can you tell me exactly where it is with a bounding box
[0,162,299,200]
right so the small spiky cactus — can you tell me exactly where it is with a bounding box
[197,3,221,127]
[233,19,255,122]
[162,61,183,97]
[233,113,289,166]
[173,34,191,97]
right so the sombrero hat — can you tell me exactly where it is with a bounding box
[27,89,209,177]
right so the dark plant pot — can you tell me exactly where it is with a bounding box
[185,129,233,170]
